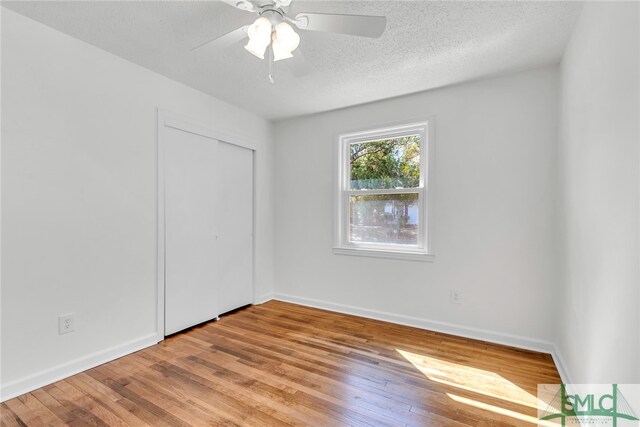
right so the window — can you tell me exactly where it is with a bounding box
[334,120,434,261]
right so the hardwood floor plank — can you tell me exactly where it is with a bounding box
[2,399,41,427]
[41,383,110,427]
[0,403,27,427]
[1,301,562,426]
[65,374,152,427]
[16,393,66,426]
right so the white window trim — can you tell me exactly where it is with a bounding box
[333,118,435,262]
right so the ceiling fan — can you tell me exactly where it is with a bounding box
[192,0,387,80]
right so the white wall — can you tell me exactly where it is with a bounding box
[0,9,274,399]
[274,66,560,349]
[557,2,639,384]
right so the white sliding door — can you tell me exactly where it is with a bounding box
[163,125,253,336]
[216,142,254,315]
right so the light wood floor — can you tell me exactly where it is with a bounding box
[1,301,561,426]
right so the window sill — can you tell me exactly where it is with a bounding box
[332,247,435,262]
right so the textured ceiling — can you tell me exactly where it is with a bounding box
[3,1,582,120]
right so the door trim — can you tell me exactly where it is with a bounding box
[156,109,257,341]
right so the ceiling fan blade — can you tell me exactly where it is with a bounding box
[285,49,313,78]
[217,0,256,12]
[293,12,386,38]
[191,26,248,53]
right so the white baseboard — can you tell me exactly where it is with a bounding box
[0,333,159,402]
[550,344,573,385]
[254,293,275,305]
[272,293,556,355]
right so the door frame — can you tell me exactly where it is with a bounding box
[156,109,258,341]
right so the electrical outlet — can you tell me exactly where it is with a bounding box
[451,290,463,304]
[59,313,75,335]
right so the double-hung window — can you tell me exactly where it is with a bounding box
[334,120,434,261]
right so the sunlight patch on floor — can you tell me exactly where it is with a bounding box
[396,348,564,425]
[396,348,541,409]
[447,393,557,426]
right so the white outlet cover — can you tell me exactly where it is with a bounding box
[58,313,75,335]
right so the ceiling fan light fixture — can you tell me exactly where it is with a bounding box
[272,38,293,61]
[271,22,300,61]
[194,1,388,78]
[244,16,272,59]
[244,39,268,59]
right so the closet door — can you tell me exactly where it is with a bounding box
[164,127,220,335]
[163,125,254,336]
[216,141,254,315]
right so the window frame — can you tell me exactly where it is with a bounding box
[333,119,435,262]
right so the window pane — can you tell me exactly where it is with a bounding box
[349,193,419,245]
[350,135,420,190]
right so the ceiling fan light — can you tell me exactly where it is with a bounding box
[247,17,272,39]
[272,38,294,61]
[244,40,268,59]
[245,17,272,59]
[274,22,300,52]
